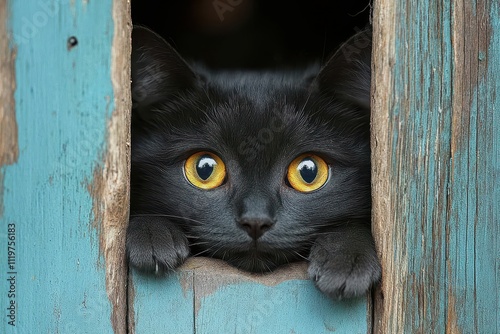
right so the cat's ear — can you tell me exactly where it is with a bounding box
[131,26,200,111]
[312,28,372,110]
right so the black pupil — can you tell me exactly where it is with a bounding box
[298,158,317,183]
[196,155,216,180]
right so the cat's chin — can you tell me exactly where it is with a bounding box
[191,242,305,273]
[214,249,298,273]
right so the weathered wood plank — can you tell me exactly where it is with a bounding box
[473,3,500,331]
[0,0,18,171]
[0,0,130,333]
[131,257,370,333]
[371,0,499,332]
[130,269,195,333]
[101,0,131,330]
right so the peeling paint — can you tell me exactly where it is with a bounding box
[0,54,18,165]
[372,0,499,333]
[85,0,131,331]
[181,257,309,290]
[176,257,310,317]
[446,284,460,334]
[174,270,194,301]
[106,0,132,332]
[370,0,400,332]
[86,111,129,333]
[1,0,131,332]
[87,163,105,268]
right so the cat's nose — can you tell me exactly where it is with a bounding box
[238,217,274,240]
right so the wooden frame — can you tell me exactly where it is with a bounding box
[371,0,499,332]
[0,0,130,332]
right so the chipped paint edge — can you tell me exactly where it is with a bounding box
[105,0,131,332]
[177,257,310,316]
[176,257,311,319]
[179,257,309,289]
[370,0,407,333]
[177,257,309,315]
[0,0,19,218]
[87,0,131,333]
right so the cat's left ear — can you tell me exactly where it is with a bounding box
[312,28,372,110]
[131,26,200,112]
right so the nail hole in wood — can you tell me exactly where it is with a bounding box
[67,36,78,50]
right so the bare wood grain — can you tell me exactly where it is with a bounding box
[0,0,19,218]
[0,0,18,169]
[372,0,499,333]
[370,0,401,332]
[88,0,131,333]
[103,0,131,332]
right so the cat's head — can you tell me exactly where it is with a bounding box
[130,26,372,272]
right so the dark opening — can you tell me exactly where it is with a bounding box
[131,0,371,69]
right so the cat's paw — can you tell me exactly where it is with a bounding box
[308,232,381,299]
[126,216,190,274]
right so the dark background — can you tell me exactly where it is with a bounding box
[132,0,371,69]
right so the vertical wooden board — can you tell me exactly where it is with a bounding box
[372,1,453,332]
[473,1,500,331]
[371,0,499,332]
[446,1,499,332]
[0,0,130,333]
[130,258,369,333]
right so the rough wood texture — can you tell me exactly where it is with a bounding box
[130,257,370,333]
[0,0,18,170]
[0,0,130,333]
[0,0,19,219]
[100,0,131,332]
[371,0,499,332]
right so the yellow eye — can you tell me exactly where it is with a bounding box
[184,152,226,189]
[287,154,329,192]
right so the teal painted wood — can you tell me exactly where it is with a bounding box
[132,271,195,333]
[131,258,369,334]
[393,1,452,331]
[0,0,118,333]
[371,0,499,332]
[473,3,500,331]
[194,280,367,334]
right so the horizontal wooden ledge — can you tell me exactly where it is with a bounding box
[129,257,371,334]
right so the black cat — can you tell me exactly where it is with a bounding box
[127,26,381,299]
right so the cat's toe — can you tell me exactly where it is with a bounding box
[308,249,381,299]
[126,217,190,273]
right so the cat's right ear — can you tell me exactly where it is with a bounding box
[312,28,372,111]
[131,26,199,112]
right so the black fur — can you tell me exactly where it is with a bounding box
[127,26,380,299]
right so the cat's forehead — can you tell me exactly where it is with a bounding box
[199,88,334,170]
[155,71,368,170]
[207,80,308,134]
[208,72,309,110]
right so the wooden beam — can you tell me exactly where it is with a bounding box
[130,257,371,333]
[0,1,130,333]
[371,0,500,332]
